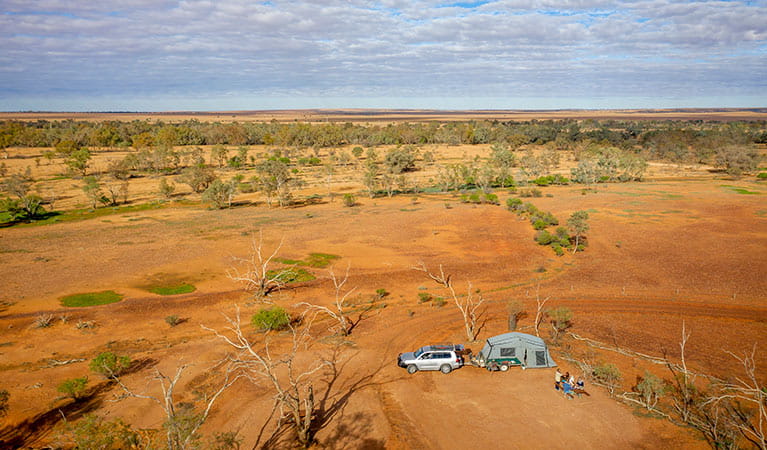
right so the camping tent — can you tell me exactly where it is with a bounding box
[476,332,556,369]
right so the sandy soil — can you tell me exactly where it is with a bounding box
[1,140,766,447]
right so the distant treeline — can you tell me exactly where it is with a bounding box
[1,118,765,159]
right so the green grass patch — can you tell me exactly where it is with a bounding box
[148,283,196,296]
[266,267,316,284]
[720,185,761,195]
[756,210,767,217]
[275,253,340,268]
[60,290,123,307]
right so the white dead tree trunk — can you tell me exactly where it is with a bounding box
[227,230,287,299]
[294,265,357,335]
[705,346,767,449]
[413,262,486,341]
[111,363,240,450]
[532,284,550,338]
[203,308,330,447]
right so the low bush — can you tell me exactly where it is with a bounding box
[58,377,89,400]
[165,315,181,327]
[90,352,131,378]
[342,193,356,207]
[251,306,291,331]
[417,292,432,303]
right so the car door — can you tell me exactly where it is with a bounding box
[418,352,439,370]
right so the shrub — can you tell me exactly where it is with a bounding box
[506,197,523,211]
[342,193,356,207]
[551,243,564,256]
[433,297,447,308]
[535,230,555,245]
[90,352,131,378]
[375,288,389,299]
[34,313,54,328]
[62,414,141,449]
[251,307,291,331]
[165,315,181,327]
[417,292,432,303]
[757,172,767,179]
[592,363,622,396]
[58,377,89,400]
[532,219,548,230]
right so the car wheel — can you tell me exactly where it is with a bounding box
[407,365,418,374]
[500,364,509,372]
[440,364,452,374]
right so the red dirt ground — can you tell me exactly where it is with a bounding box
[1,170,765,447]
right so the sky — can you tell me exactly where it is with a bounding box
[0,0,765,111]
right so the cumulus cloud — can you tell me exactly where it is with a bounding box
[0,0,764,110]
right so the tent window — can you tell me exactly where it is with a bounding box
[535,351,546,366]
[500,348,516,357]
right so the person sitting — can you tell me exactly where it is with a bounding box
[561,380,574,399]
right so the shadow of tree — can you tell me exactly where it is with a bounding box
[0,357,157,447]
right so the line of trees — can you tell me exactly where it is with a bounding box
[2,119,765,160]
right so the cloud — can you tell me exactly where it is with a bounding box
[0,0,764,110]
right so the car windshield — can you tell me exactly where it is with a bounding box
[414,347,428,358]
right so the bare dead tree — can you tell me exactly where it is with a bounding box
[111,362,240,450]
[294,265,357,336]
[227,230,288,300]
[532,284,550,338]
[413,262,486,341]
[203,308,330,447]
[665,322,696,423]
[705,346,767,449]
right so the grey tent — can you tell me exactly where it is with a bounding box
[475,332,556,369]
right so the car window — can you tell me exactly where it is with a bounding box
[419,353,431,359]
[414,348,425,358]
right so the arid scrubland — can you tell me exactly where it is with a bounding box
[0,112,766,448]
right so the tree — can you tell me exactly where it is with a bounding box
[566,211,590,253]
[159,178,176,199]
[204,308,330,448]
[227,231,290,299]
[295,265,357,336]
[384,146,417,174]
[592,363,621,397]
[82,176,108,209]
[532,285,550,338]
[547,306,572,342]
[362,164,378,198]
[111,364,239,450]
[66,147,92,176]
[178,164,217,194]
[257,159,292,207]
[505,300,525,331]
[413,262,486,341]
[0,175,46,221]
[715,145,761,177]
[635,371,665,410]
[202,179,237,209]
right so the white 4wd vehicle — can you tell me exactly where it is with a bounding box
[397,344,465,374]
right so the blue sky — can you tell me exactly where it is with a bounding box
[0,0,765,111]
